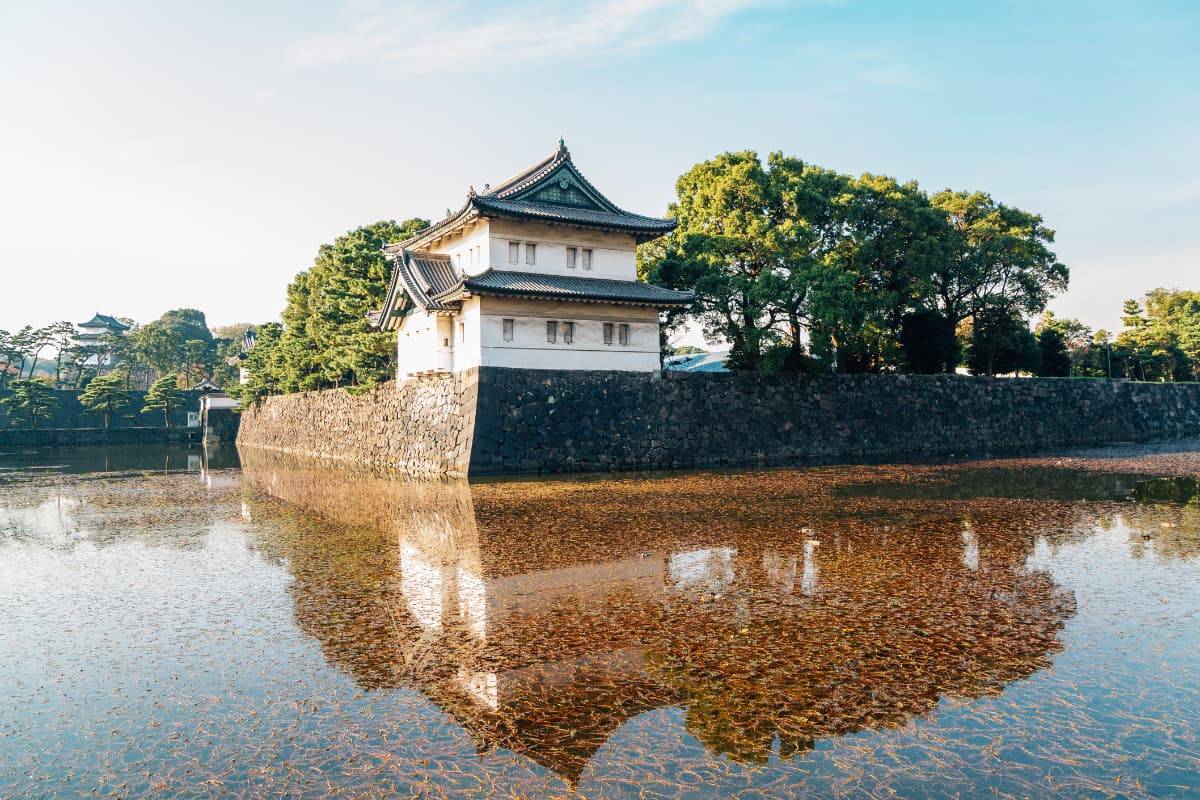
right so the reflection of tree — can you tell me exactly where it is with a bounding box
[0,465,239,550]
[238,451,1103,781]
[646,529,1074,764]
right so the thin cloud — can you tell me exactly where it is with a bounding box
[288,0,775,72]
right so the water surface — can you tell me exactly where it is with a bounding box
[2,444,1199,798]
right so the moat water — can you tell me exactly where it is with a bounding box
[2,443,1199,798]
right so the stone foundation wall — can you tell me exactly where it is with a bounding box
[237,368,1200,476]
[469,370,1200,474]
[236,372,477,475]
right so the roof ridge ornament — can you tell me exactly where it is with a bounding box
[558,136,569,159]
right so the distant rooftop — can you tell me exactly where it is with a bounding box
[78,313,130,331]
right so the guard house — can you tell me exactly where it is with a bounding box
[371,142,693,378]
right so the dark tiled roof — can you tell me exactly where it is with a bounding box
[471,197,675,235]
[464,270,693,307]
[389,142,675,251]
[78,313,130,330]
[389,251,464,314]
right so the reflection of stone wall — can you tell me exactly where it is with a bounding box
[237,367,1200,475]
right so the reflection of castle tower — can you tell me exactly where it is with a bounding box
[240,450,1079,783]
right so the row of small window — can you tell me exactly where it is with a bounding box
[506,242,593,270]
[501,319,630,345]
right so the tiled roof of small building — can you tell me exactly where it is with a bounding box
[464,270,693,307]
[470,197,674,235]
[78,313,130,330]
[373,251,694,330]
[388,141,676,252]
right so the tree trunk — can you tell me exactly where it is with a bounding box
[164,406,171,428]
[103,409,111,429]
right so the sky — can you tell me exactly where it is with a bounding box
[1,0,1197,344]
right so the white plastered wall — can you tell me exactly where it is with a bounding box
[396,310,454,377]
[486,218,637,280]
[477,295,661,372]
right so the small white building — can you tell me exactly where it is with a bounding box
[372,142,692,378]
[75,313,130,367]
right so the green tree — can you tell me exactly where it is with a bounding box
[78,372,134,429]
[142,375,185,427]
[641,152,853,372]
[963,305,1041,376]
[46,321,77,388]
[1,379,58,428]
[822,173,950,373]
[1034,326,1071,377]
[232,322,284,402]
[1115,292,1196,381]
[273,219,428,392]
[900,309,959,373]
[928,190,1068,330]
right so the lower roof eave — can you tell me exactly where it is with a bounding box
[469,289,692,309]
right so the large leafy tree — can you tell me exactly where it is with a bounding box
[1,379,58,428]
[641,152,853,372]
[928,190,1068,328]
[79,372,134,429]
[821,173,950,373]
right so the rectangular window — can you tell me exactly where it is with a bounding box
[546,320,558,343]
[618,323,630,346]
[603,322,614,346]
[563,321,575,344]
[502,318,514,342]
[458,322,465,342]
[525,243,537,265]
[565,246,577,269]
[508,242,519,264]
[582,248,593,271]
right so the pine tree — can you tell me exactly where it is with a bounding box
[1,379,58,428]
[78,373,133,429]
[143,375,185,427]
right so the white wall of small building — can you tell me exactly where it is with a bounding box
[424,220,491,276]
[486,218,637,281]
[477,296,660,372]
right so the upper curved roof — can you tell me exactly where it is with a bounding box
[78,313,130,330]
[389,142,676,253]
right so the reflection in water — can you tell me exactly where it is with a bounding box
[3,447,1200,797]
[239,450,1085,780]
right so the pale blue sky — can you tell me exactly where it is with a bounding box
[1,0,1196,339]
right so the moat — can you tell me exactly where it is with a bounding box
[2,444,1199,798]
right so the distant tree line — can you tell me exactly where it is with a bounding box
[0,309,253,394]
[0,310,263,428]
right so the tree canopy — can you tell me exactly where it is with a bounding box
[78,373,134,429]
[143,375,185,427]
[238,219,429,397]
[1,379,58,428]
[641,150,1068,375]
